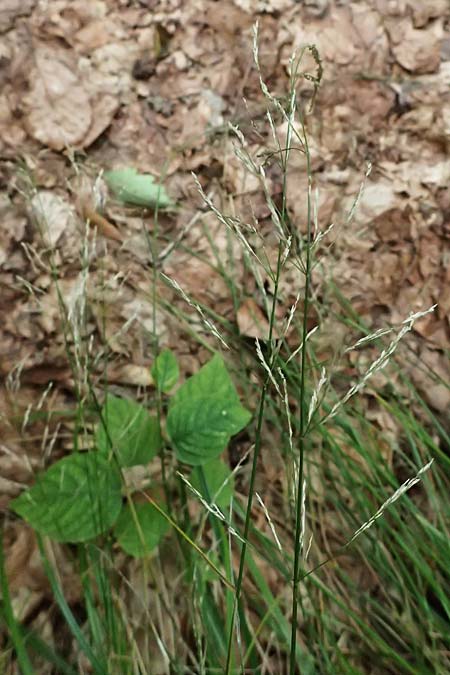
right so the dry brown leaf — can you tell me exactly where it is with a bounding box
[24,44,92,150]
[388,19,442,74]
[179,90,227,144]
[349,80,395,124]
[357,182,397,223]
[0,92,27,151]
[5,524,82,615]
[0,195,27,267]
[288,7,361,69]
[419,161,450,188]
[80,204,123,242]
[81,94,120,148]
[413,312,448,350]
[304,0,329,18]
[373,206,412,243]
[319,12,359,66]
[20,363,72,385]
[407,0,449,28]
[237,297,276,340]
[411,347,450,413]
[104,363,153,387]
[204,2,253,34]
[29,191,75,247]
[0,0,35,33]
[233,0,292,13]
[74,19,117,53]
[165,255,231,307]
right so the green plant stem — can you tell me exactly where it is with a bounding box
[0,528,34,675]
[197,467,235,666]
[37,534,108,675]
[225,244,284,674]
[145,496,234,591]
[225,381,270,675]
[289,114,313,675]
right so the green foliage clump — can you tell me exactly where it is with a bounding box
[11,353,250,557]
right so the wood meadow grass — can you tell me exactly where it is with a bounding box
[2,38,449,675]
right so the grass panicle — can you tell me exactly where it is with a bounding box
[2,29,448,675]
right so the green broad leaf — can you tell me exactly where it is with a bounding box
[151,349,179,393]
[96,395,161,468]
[10,453,122,543]
[104,168,173,209]
[114,501,169,557]
[166,355,251,466]
[191,459,234,511]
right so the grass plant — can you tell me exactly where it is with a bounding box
[1,30,449,675]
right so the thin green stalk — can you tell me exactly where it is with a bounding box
[225,243,284,674]
[36,535,108,675]
[147,181,173,511]
[19,627,78,675]
[289,114,313,675]
[197,467,235,668]
[145,495,234,592]
[0,529,34,675]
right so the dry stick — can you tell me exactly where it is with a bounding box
[80,204,124,243]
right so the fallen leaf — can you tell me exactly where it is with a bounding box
[411,347,450,413]
[0,195,27,266]
[373,206,412,243]
[0,0,35,34]
[304,0,329,19]
[407,0,449,28]
[104,167,174,209]
[74,19,117,53]
[81,94,120,149]
[419,161,450,188]
[81,204,123,242]
[29,191,75,247]
[24,44,92,150]
[357,182,397,222]
[105,364,153,387]
[233,0,292,13]
[388,19,441,74]
[237,298,277,340]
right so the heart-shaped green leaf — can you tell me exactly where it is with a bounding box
[167,355,251,466]
[11,453,122,543]
[151,349,179,393]
[96,395,161,468]
[191,459,234,511]
[114,501,169,557]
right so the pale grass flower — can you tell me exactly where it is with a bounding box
[161,273,229,349]
[328,305,437,420]
[255,492,282,551]
[348,459,434,544]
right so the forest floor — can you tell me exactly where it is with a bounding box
[1,1,449,674]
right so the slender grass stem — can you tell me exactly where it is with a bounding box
[0,529,34,675]
[197,466,237,669]
[225,243,284,674]
[289,114,313,675]
[37,535,107,674]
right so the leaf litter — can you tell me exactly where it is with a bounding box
[0,0,449,671]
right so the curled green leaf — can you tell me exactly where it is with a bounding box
[104,167,173,209]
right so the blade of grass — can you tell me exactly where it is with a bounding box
[0,528,34,675]
[36,534,108,675]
